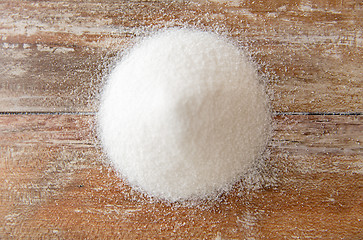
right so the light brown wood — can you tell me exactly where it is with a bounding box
[1,115,362,239]
[1,0,362,112]
[1,0,362,239]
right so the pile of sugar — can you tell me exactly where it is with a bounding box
[98,28,270,202]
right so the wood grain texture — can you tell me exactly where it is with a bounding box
[1,115,362,239]
[1,0,362,112]
[1,0,362,239]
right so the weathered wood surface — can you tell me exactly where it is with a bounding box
[1,115,362,239]
[1,0,362,239]
[1,0,362,112]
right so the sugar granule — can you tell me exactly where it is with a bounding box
[98,28,271,202]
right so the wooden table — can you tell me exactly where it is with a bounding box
[1,1,362,239]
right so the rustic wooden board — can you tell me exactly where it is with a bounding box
[1,0,362,112]
[1,0,362,239]
[1,114,362,239]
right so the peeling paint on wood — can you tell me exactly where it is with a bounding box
[0,0,362,112]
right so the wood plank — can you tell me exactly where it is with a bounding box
[1,0,362,112]
[0,45,114,112]
[1,114,362,239]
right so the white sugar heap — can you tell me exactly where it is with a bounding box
[98,28,271,202]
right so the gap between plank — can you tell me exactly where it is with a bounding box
[0,112,361,116]
[0,112,95,115]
